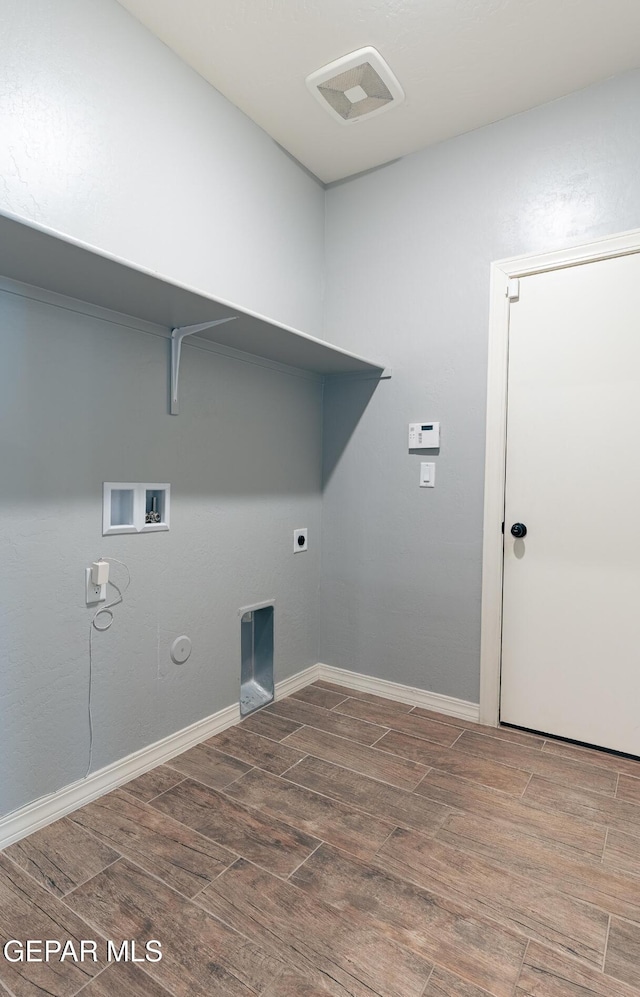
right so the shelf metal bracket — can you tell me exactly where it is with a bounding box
[170,317,237,414]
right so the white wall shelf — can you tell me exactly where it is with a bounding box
[0,210,389,413]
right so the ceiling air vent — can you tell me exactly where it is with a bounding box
[306,46,404,125]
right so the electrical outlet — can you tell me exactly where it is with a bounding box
[293,528,308,553]
[85,568,106,605]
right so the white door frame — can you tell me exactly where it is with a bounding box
[479,228,640,726]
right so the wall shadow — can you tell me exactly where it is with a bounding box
[322,374,381,488]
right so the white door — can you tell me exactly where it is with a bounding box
[500,250,640,755]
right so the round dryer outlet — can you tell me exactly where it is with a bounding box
[170,635,192,665]
[293,528,308,552]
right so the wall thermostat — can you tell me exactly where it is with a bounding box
[408,422,440,449]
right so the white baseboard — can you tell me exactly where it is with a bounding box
[0,702,240,851]
[275,663,320,699]
[0,664,320,850]
[0,660,478,850]
[317,663,481,723]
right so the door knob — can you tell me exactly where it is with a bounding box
[510,523,527,538]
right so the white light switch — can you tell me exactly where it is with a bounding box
[420,462,435,488]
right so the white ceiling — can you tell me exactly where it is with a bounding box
[116,0,640,184]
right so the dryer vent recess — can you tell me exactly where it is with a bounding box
[240,605,274,717]
[294,529,308,552]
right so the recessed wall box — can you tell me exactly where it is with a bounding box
[103,483,170,535]
[105,486,136,534]
[240,603,275,717]
[142,485,170,533]
[408,422,440,449]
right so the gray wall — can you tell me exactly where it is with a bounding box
[320,70,640,702]
[0,0,325,816]
[0,286,322,815]
[0,0,325,332]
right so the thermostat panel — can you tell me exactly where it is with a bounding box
[408,422,440,449]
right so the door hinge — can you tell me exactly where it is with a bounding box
[501,521,505,534]
[506,278,520,301]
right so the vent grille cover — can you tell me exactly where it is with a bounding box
[306,47,404,125]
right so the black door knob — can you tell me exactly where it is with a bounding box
[510,523,527,538]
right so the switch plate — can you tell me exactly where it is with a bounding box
[85,568,107,605]
[420,462,436,488]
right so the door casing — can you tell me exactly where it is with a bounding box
[479,228,640,727]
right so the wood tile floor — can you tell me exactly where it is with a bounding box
[2,680,640,996]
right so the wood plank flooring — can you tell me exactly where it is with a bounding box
[2,680,640,996]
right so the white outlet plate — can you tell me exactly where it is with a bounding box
[85,568,107,605]
[293,528,308,552]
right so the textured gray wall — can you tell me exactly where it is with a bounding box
[0,0,325,332]
[0,287,322,815]
[0,0,325,816]
[320,70,640,702]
